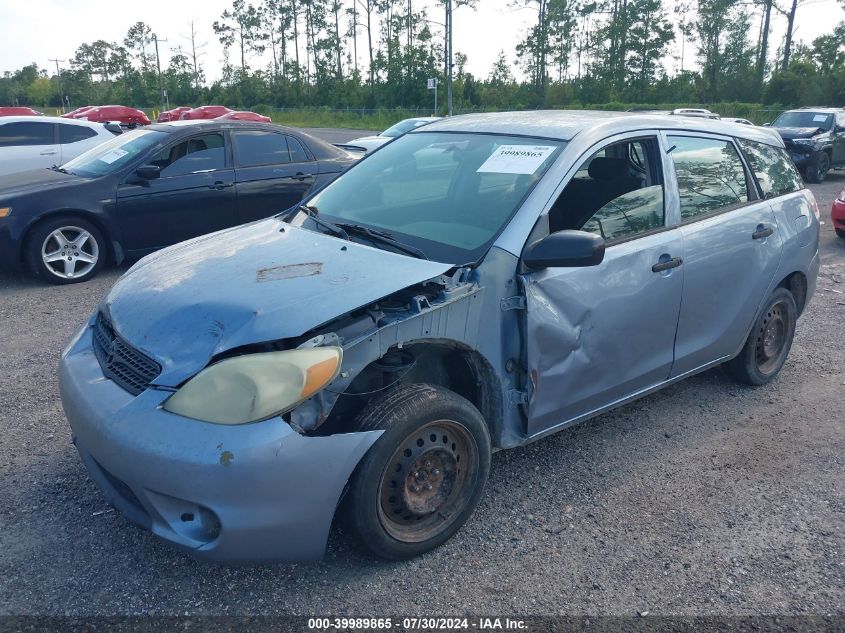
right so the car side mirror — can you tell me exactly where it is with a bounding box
[523,230,606,270]
[136,165,160,180]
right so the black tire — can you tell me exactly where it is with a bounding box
[804,152,830,184]
[836,228,845,239]
[342,383,491,560]
[25,215,107,284]
[726,288,797,386]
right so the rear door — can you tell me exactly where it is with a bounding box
[58,123,100,163]
[232,129,319,223]
[116,131,237,253]
[0,121,59,171]
[665,133,784,377]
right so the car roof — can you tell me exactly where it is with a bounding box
[418,110,783,145]
[0,115,102,127]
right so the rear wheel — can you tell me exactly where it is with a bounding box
[726,288,797,386]
[342,383,491,560]
[804,152,830,184]
[25,216,106,284]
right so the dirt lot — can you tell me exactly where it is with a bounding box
[0,150,842,616]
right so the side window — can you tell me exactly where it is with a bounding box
[667,136,749,220]
[232,131,290,167]
[59,124,97,144]
[150,133,225,177]
[287,136,310,162]
[548,137,665,244]
[0,122,55,147]
[737,139,803,199]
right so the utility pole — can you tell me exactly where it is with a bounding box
[49,58,66,113]
[445,0,453,116]
[153,34,168,111]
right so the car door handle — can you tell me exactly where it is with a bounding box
[752,224,775,240]
[652,257,683,272]
[293,172,308,181]
[209,181,233,190]
[40,150,57,155]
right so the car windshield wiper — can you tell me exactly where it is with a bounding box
[297,204,349,241]
[333,222,428,260]
[50,165,71,174]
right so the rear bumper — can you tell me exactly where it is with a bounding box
[59,326,381,563]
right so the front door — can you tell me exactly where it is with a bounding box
[664,134,784,376]
[523,134,684,435]
[0,120,58,172]
[232,129,318,223]
[116,131,237,253]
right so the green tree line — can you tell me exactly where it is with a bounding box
[1,0,843,113]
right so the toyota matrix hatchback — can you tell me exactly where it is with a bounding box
[59,111,820,563]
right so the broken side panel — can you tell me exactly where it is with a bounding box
[522,229,686,436]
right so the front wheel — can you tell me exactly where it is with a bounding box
[726,288,797,386]
[342,383,491,560]
[25,216,106,284]
[804,152,830,184]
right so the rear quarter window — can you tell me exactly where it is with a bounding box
[738,139,804,199]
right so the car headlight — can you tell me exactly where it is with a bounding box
[792,138,814,146]
[163,347,342,424]
[0,207,11,218]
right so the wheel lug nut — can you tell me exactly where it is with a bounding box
[411,485,420,492]
[431,468,440,475]
[424,483,433,491]
[424,460,431,467]
[413,471,419,478]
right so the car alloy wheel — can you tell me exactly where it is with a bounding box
[41,226,99,281]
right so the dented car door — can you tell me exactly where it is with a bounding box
[521,133,685,435]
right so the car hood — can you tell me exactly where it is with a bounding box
[775,127,823,140]
[101,219,452,386]
[0,168,87,197]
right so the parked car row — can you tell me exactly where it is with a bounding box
[54,111,821,564]
[157,105,271,123]
[0,120,359,283]
[767,107,845,183]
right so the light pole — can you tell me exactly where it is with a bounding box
[49,58,66,113]
[153,34,168,111]
[446,0,453,116]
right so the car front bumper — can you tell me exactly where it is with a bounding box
[59,326,381,564]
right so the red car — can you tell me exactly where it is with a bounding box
[217,110,272,123]
[76,105,150,127]
[62,106,95,119]
[832,185,845,239]
[0,106,43,117]
[180,105,233,120]
[157,106,192,122]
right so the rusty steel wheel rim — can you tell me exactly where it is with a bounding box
[755,300,790,375]
[377,420,478,543]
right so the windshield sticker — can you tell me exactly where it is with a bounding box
[97,148,129,164]
[477,145,557,174]
[813,115,828,122]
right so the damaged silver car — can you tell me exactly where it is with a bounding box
[59,111,820,563]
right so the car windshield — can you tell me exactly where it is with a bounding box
[772,111,833,131]
[61,129,167,177]
[381,119,431,138]
[306,132,564,263]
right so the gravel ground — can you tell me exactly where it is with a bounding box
[0,144,843,616]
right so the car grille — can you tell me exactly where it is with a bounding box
[91,312,161,396]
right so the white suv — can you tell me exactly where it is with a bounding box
[0,116,118,176]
